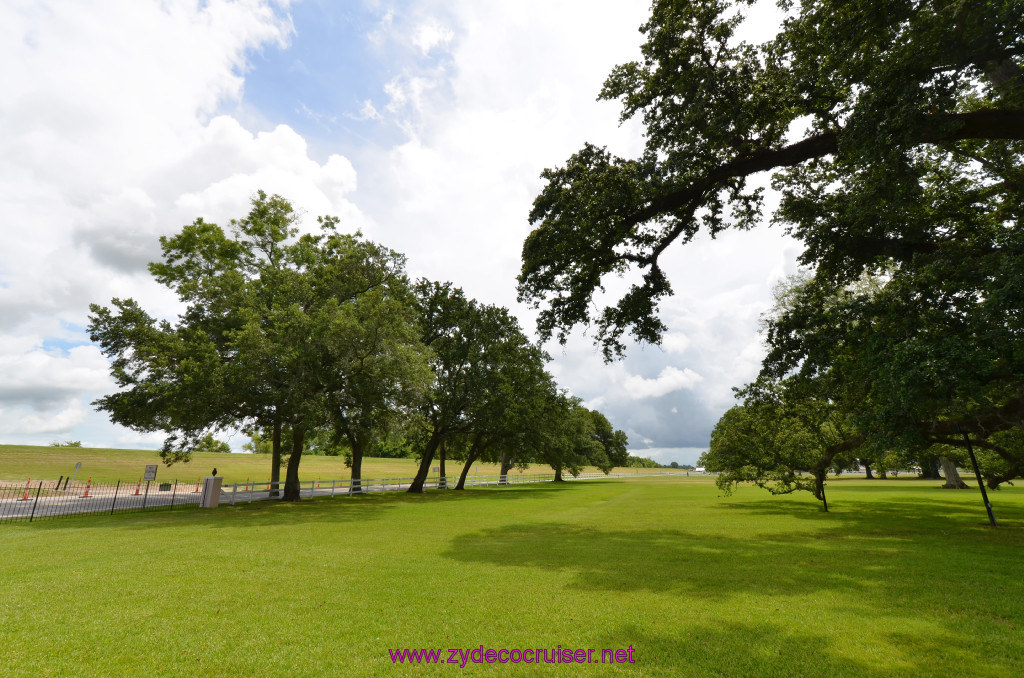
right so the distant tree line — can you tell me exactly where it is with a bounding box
[88,192,630,501]
[617,456,694,470]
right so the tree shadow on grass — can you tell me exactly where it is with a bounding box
[444,491,1024,599]
[595,620,990,678]
[445,514,1023,676]
[445,522,903,597]
[716,492,1024,534]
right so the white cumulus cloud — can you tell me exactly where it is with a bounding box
[0,0,366,446]
[623,366,704,400]
[412,22,454,55]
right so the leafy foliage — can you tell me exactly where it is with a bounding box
[519,0,1024,358]
[192,433,231,455]
[89,192,429,500]
[89,192,638,499]
[519,1,1024,492]
[407,281,555,492]
[626,455,662,468]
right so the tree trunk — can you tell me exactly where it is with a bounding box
[270,416,282,497]
[813,471,829,512]
[408,431,442,493]
[499,450,513,485]
[283,426,305,501]
[455,437,484,490]
[940,456,969,489]
[919,456,941,479]
[864,464,874,480]
[349,435,364,494]
[553,467,564,482]
[455,453,478,490]
[438,441,447,490]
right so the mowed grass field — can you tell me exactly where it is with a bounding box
[1,475,1022,677]
[0,444,636,485]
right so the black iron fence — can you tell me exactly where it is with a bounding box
[0,478,202,524]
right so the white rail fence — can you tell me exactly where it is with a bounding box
[221,470,685,505]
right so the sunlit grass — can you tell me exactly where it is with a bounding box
[2,477,1022,676]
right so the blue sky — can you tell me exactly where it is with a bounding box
[239,1,396,156]
[0,0,796,465]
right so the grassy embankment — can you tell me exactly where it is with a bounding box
[0,444,645,485]
[1,475,1022,677]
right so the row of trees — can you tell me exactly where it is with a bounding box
[516,0,1023,511]
[88,192,628,501]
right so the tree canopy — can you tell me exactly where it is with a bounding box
[406,281,557,492]
[518,0,1023,358]
[518,0,1024,494]
[89,192,639,499]
[90,193,430,500]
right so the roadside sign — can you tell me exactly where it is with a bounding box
[69,461,82,484]
[143,465,158,481]
[432,467,439,473]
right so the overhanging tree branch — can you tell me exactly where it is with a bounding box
[623,110,1024,268]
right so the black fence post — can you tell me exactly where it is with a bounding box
[111,480,121,515]
[142,481,150,510]
[29,482,42,522]
[170,480,177,511]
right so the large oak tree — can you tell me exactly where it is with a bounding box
[90,192,427,501]
[519,0,1021,353]
[518,0,1024,486]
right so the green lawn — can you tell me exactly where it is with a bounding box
[1,476,1022,676]
[0,444,635,485]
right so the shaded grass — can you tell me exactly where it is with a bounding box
[0,443,639,485]
[1,478,1022,676]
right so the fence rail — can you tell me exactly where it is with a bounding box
[0,470,689,524]
[0,478,202,524]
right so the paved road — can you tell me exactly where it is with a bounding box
[0,484,202,520]
[0,480,429,519]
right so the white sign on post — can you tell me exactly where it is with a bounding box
[143,465,158,481]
